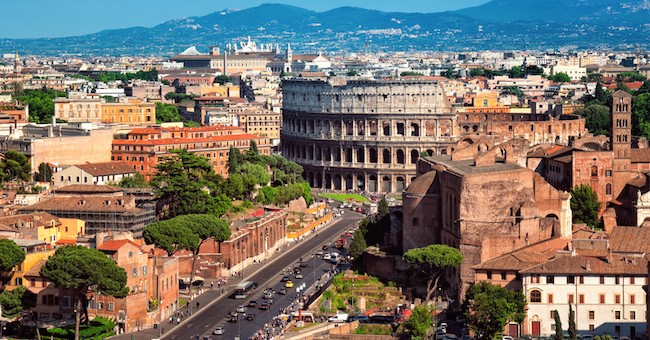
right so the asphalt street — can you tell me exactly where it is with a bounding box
[162,208,364,340]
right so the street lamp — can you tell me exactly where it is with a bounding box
[241,244,247,281]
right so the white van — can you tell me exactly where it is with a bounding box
[328,312,349,323]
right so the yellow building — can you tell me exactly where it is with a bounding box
[200,84,240,97]
[474,91,499,107]
[102,99,155,125]
[0,213,85,246]
[237,107,281,146]
[54,93,103,123]
[59,218,86,241]
[3,240,54,289]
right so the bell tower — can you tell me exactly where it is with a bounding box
[610,90,632,171]
[13,51,22,73]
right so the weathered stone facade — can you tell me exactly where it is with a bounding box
[281,78,457,193]
[403,139,573,299]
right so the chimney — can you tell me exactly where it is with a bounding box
[585,260,591,271]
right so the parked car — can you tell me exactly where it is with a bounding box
[461,335,473,340]
[323,253,332,260]
[213,326,225,335]
[347,315,369,323]
[322,245,328,250]
[328,312,349,323]
[502,336,514,340]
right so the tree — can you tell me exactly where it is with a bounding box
[348,228,368,259]
[1,150,31,182]
[227,147,242,173]
[0,239,25,271]
[570,184,601,227]
[463,281,526,340]
[249,140,259,155]
[377,196,389,218]
[40,246,129,340]
[568,305,577,340]
[403,244,463,303]
[501,86,526,103]
[549,73,571,83]
[402,305,434,339]
[632,92,650,138]
[34,162,52,182]
[15,88,67,123]
[117,172,148,188]
[151,150,225,218]
[155,102,183,123]
[346,70,359,77]
[144,214,231,306]
[576,103,610,136]
[554,310,563,340]
[595,83,608,104]
[0,285,37,318]
[214,75,234,85]
[508,66,524,78]
[400,71,424,77]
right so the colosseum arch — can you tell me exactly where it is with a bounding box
[426,149,434,156]
[496,147,507,162]
[308,146,314,160]
[334,147,341,162]
[383,121,391,136]
[369,121,378,136]
[333,174,342,190]
[316,173,323,187]
[345,148,353,162]
[346,121,353,136]
[325,173,332,189]
[396,176,406,191]
[357,148,365,163]
[357,120,365,135]
[382,176,391,192]
[357,175,365,191]
[324,147,331,161]
[309,121,315,133]
[345,174,353,190]
[369,175,377,192]
[396,149,405,164]
[462,125,470,133]
[307,172,314,187]
[477,143,489,153]
[397,122,405,136]
[411,150,419,164]
[369,148,378,163]
[411,122,420,136]
[315,146,322,161]
[382,149,391,164]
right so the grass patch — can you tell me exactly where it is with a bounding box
[354,324,393,335]
[178,298,188,308]
[320,193,369,203]
[290,322,322,332]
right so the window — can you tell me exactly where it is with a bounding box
[600,275,605,284]
[579,276,584,284]
[630,294,636,304]
[550,310,557,319]
[530,290,542,303]
[631,311,636,320]
[487,271,492,280]
[568,275,575,284]
[615,294,621,304]
[606,170,612,177]
[132,268,138,277]
[97,301,104,310]
[142,266,148,276]
[568,294,574,304]
[501,272,507,280]
[531,275,540,283]
[599,294,605,304]
[548,294,554,303]
[615,276,620,284]
[547,275,555,284]
[591,165,598,177]
[630,276,635,284]
[412,218,419,226]
[108,302,114,311]
[589,311,595,320]
[63,296,71,307]
[579,294,584,304]
[606,183,612,195]
[128,251,134,258]
[615,311,621,320]
[589,325,595,331]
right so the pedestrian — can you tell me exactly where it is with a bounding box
[176,317,180,324]
[210,282,214,289]
[169,316,173,323]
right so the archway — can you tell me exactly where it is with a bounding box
[496,148,506,162]
[369,121,378,136]
[396,149,405,164]
[369,148,378,163]
[369,175,377,192]
[396,122,405,136]
[382,176,391,192]
[382,121,391,136]
[324,173,332,189]
[315,146,322,161]
[307,172,314,187]
[396,176,405,191]
[316,173,323,187]
[357,175,365,191]
[411,150,419,164]
[345,148,353,162]
[382,149,391,164]
[324,147,331,161]
[357,148,365,163]
[334,147,341,162]
[333,174,342,190]
[426,149,434,156]
[345,174,353,190]
[411,123,420,136]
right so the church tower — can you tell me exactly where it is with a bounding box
[14,51,22,73]
[611,90,632,173]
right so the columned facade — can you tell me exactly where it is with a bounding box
[281,79,457,193]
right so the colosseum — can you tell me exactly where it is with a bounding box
[281,78,458,193]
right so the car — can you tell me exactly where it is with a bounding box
[278,287,287,295]
[213,326,225,335]
[227,315,238,323]
[247,300,258,308]
[444,335,459,340]
[299,261,308,267]
[328,312,349,323]
[323,253,332,260]
[344,231,351,237]
[236,305,247,313]
[202,336,212,340]
[370,315,394,324]
[285,280,294,288]
[295,273,304,279]
[259,302,270,310]
[327,199,334,203]
[322,245,329,250]
[316,250,324,256]
[349,315,370,323]
[439,322,448,329]
[281,275,290,282]
[502,336,514,340]
[246,313,256,321]
[263,291,274,299]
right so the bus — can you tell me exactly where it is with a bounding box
[234,281,258,299]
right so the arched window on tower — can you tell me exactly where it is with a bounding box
[606,183,612,195]
[591,166,598,178]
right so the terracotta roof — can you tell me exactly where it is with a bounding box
[473,249,551,271]
[520,254,647,275]
[97,239,140,252]
[74,162,135,176]
[24,259,47,277]
[609,225,650,253]
[630,148,650,163]
[56,238,77,245]
[292,54,320,62]
[54,185,123,194]
[19,196,139,213]
[129,128,162,135]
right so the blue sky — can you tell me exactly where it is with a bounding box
[0,0,489,39]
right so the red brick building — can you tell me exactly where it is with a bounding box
[111,125,272,179]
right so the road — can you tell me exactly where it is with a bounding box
[163,208,363,340]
